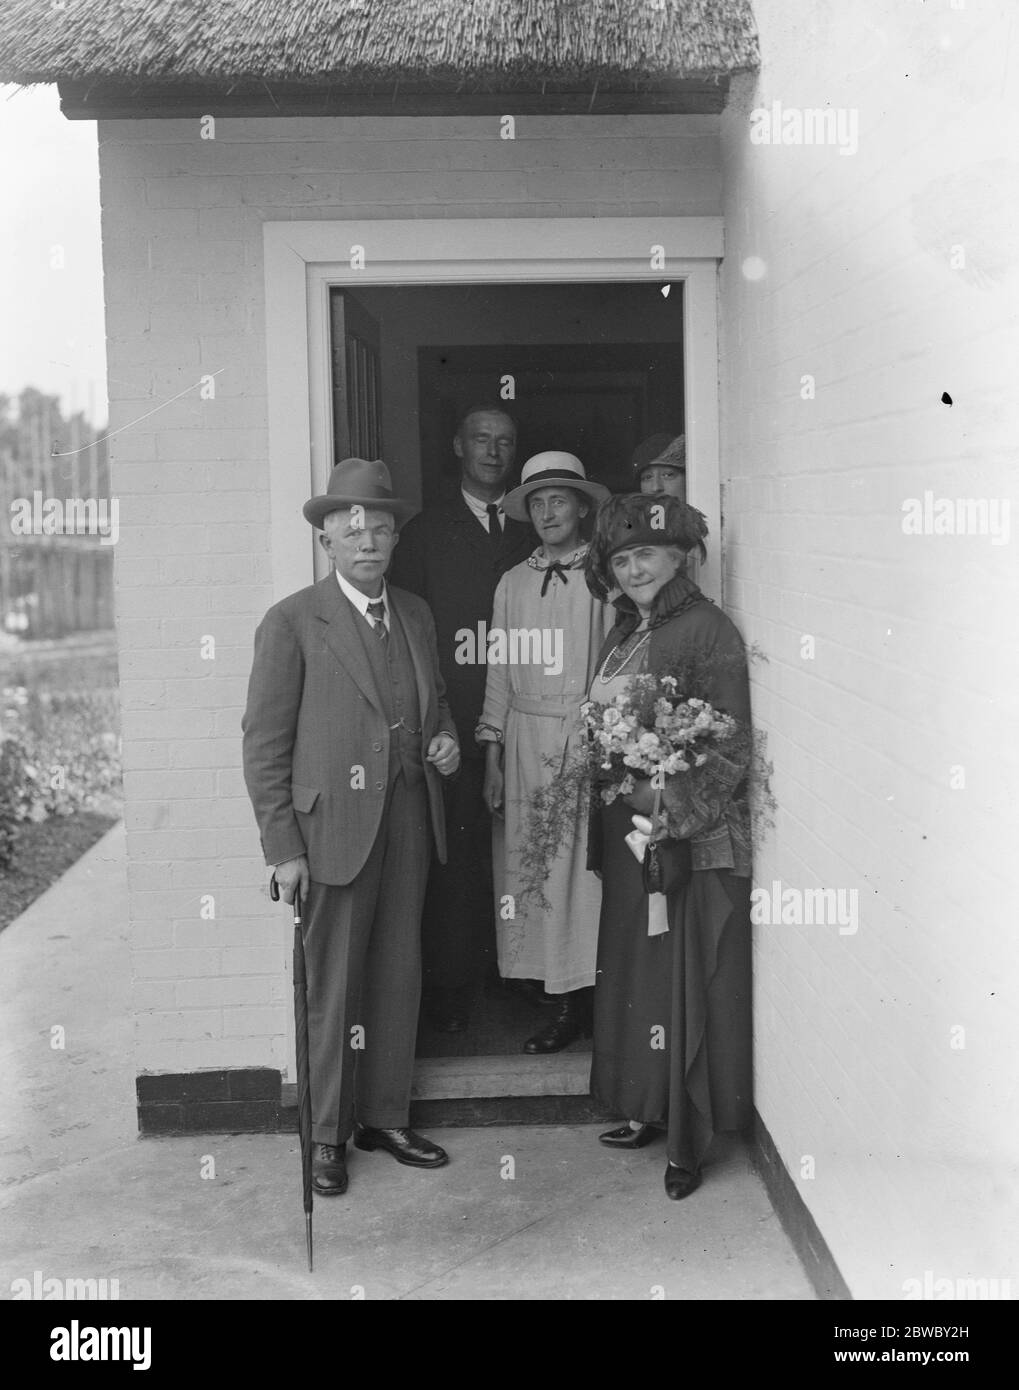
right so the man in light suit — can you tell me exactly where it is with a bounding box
[242,458,460,1196]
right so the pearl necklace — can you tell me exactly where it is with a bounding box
[597,627,652,683]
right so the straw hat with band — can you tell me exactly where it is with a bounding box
[302,458,417,528]
[502,451,609,522]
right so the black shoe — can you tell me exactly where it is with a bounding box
[522,988,593,1054]
[485,975,556,1009]
[664,1163,702,1200]
[311,1142,348,1196]
[428,1010,468,1033]
[599,1123,661,1149]
[354,1125,449,1168]
[424,987,470,1033]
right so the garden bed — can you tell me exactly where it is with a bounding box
[0,631,123,923]
[0,809,120,931]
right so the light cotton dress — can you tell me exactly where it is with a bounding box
[478,546,613,994]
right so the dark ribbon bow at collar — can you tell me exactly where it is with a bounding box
[540,561,571,596]
[533,547,587,596]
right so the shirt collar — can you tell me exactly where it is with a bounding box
[461,487,506,523]
[335,569,388,623]
[527,543,588,572]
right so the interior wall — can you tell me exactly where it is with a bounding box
[719,0,1019,1298]
[346,282,686,504]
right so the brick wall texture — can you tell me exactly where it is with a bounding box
[100,15,1018,1296]
[719,0,1019,1297]
[99,117,719,1077]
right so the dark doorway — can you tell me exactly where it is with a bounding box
[328,281,685,1112]
[417,338,684,505]
[330,281,685,503]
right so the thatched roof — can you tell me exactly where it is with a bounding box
[0,0,759,89]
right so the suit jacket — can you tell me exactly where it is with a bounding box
[242,574,458,886]
[388,490,535,757]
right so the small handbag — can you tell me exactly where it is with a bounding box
[641,834,692,895]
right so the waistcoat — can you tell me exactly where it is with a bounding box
[354,601,425,787]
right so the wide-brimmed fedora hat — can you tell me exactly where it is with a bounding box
[502,452,610,522]
[303,458,416,528]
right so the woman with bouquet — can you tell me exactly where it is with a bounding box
[584,493,753,1200]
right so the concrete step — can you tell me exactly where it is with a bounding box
[412,1051,592,1100]
[283,1051,614,1128]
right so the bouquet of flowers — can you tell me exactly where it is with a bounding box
[519,659,756,919]
[583,676,744,931]
[584,674,740,809]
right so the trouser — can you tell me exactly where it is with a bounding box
[301,772,430,1145]
[420,758,495,997]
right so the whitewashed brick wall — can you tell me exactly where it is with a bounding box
[100,117,720,1079]
[720,0,1019,1298]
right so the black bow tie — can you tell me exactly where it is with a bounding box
[540,561,571,597]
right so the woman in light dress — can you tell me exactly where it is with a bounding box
[476,452,612,1053]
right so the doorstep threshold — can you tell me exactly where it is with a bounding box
[412,1050,591,1100]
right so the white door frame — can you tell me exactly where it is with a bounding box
[263,216,723,1084]
[263,217,724,600]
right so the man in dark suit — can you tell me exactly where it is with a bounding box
[242,458,460,1197]
[389,405,534,1031]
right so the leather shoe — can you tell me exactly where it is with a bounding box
[485,975,555,1009]
[599,1123,661,1149]
[523,988,592,1054]
[311,1141,348,1196]
[664,1163,702,1200]
[354,1125,449,1168]
[428,1010,468,1033]
[424,987,470,1033]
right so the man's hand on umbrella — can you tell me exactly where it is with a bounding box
[426,733,460,777]
[275,854,309,906]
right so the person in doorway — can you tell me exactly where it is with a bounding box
[476,452,611,1053]
[242,458,460,1197]
[584,493,753,1200]
[632,433,687,499]
[389,406,534,1032]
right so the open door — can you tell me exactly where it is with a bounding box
[330,291,383,461]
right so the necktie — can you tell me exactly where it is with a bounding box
[485,503,503,554]
[367,599,388,644]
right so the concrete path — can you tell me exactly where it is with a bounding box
[0,825,813,1301]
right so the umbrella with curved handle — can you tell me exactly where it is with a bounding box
[270,873,313,1273]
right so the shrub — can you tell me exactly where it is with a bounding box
[0,732,27,870]
[1,685,122,824]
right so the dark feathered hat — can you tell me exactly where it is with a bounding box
[585,493,708,600]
